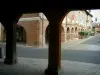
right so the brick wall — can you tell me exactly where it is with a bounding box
[18,20,40,46]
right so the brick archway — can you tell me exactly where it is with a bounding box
[0,23,7,42]
[71,27,74,39]
[75,27,78,33]
[71,27,74,33]
[75,27,78,38]
[16,24,26,44]
[2,24,26,44]
[2,28,6,42]
[45,25,49,44]
[67,27,70,33]
[66,27,70,40]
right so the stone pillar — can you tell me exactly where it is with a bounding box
[45,21,62,75]
[4,23,17,65]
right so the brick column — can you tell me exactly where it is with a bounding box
[45,21,62,75]
[4,23,17,64]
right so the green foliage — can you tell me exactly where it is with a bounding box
[78,31,89,36]
[79,30,95,37]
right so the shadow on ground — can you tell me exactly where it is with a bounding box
[0,59,46,75]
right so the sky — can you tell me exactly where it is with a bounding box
[90,9,100,22]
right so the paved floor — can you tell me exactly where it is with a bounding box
[1,35,100,75]
[0,35,94,49]
[0,57,100,75]
[1,35,100,64]
[82,34,100,46]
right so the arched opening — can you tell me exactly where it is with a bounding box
[45,25,49,44]
[75,27,78,38]
[81,29,83,31]
[61,26,65,42]
[67,27,70,33]
[0,23,7,43]
[71,27,74,33]
[2,24,26,44]
[75,27,78,33]
[18,13,49,47]
[3,28,6,42]
[71,27,74,39]
[66,27,70,40]
[16,24,26,44]
[2,23,27,44]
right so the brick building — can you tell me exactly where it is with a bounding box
[63,10,93,42]
[0,10,93,47]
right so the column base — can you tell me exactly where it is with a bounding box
[45,68,63,75]
[4,57,18,65]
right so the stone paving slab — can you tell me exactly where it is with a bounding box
[0,57,100,75]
